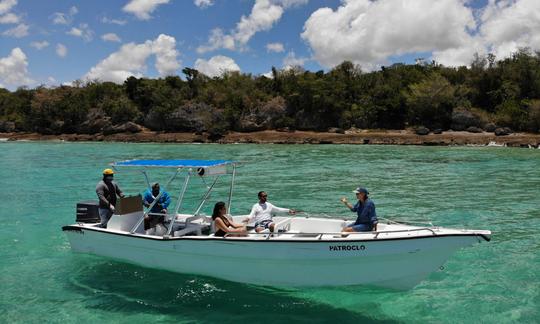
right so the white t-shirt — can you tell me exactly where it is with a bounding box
[248,202,289,225]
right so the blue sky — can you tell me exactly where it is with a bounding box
[0,0,538,89]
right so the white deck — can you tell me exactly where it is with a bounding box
[91,213,490,242]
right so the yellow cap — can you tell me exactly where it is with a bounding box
[103,168,114,175]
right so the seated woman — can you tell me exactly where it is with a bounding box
[212,202,247,237]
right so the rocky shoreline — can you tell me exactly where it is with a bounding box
[2,129,540,147]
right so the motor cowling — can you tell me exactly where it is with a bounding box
[76,200,100,223]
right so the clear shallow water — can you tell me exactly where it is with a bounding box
[0,142,539,323]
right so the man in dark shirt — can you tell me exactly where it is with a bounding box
[340,187,377,232]
[96,168,125,228]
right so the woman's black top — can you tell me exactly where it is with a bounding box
[215,228,226,237]
[214,215,230,237]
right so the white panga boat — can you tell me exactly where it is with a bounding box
[63,159,491,290]
[487,141,506,147]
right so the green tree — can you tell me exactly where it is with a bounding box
[404,73,456,129]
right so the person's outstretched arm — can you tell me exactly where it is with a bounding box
[340,198,356,211]
[269,203,294,214]
[215,218,245,233]
[244,204,258,223]
[115,183,125,198]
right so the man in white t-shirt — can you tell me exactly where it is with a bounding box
[244,191,295,233]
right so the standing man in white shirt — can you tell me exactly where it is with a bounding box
[244,191,295,233]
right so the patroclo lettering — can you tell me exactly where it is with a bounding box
[329,245,366,251]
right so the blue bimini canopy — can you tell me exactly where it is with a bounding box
[112,159,234,168]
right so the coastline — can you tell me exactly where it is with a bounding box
[1,130,540,147]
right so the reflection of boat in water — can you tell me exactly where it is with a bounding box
[63,159,491,290]
[487,141,506,147]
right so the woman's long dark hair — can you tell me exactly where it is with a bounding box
[212,201,226,220]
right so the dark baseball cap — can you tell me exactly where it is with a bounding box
[352,187,369,194]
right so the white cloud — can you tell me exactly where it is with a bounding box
[277,0,308,8]
[302,0,540,69]
[266,42,284,53]
[478,0,540,59]
[2,23,28,37]
[194,0,214,8]
[51,12,69,25]
[152,34,180,76]
[67,23,93,41]
[101,16,127,25]
[302,0,477,69]
[261,70,273,78]
[0,47,33,87]
[56,43,67,57]
[69,6,78,15]
[196,28,236,53]
[197,0,308,53]
[0,0,17,15]
[194,55,241,77]
[30,40,49,50]
[432,38,485,67]
[51,6,78,25]
[84,34,180,83]
[0,12,19,24]
[123,0,170,20]
[101,33,121,42]
[282,50,307,69]
[67,27,82,36]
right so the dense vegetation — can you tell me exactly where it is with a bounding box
[1,49,540,136]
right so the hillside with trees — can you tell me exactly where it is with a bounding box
[1,49,540,138]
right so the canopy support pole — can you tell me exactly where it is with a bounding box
[192,176,220,217]
[166,170,192,236]
[227,164,236,215]
[130,168,180,234]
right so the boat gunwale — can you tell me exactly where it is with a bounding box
[62,225,491,243]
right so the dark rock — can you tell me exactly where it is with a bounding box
[0,121,16,132]
[415,126,430,135]
[102,125,117,135]
[451,110,480,131]
[207,129,226,141]
[237,100,287,132]
[143,111,165,131]
[237,116,265,132]
[78,110,112,134]
[114,122,142,133]
[147,103,224,133]
[494,127,512,136]
[466,126,483,133]
[50,120,64,134]
[432,128,443,134]
[484,123,497,132]
[90,118,112,134]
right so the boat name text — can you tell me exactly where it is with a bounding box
[329,245,365,251]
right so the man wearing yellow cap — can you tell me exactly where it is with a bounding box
[96,168,125,228]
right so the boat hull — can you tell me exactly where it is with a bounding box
[63,226,485,289]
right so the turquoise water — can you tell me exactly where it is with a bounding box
[0,142,539,323]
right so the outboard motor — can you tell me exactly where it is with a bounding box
[76,200,100,223]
